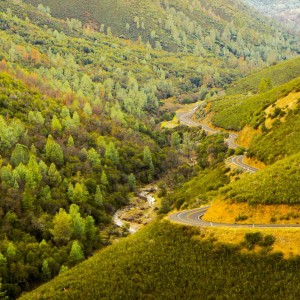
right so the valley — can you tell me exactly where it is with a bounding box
[0,0,299,299]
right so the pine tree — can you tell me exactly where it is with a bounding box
[47,163,62,186]
[42,259,51,281]
[171,132,181,149]
[51,115,62,133]
[69,240,84,265]
[100,171,108,186]
[128,173,136,191]
[45,135,64,166]
[105,142,119,164]
[50,208,72,246]
[69,204,86,240]
[94,185,103,206]
[11,144,30,167]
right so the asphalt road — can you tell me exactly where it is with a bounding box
[174,106,300,228]
[179,107,255,172]
[226,155,258,173]
[169,207,300,228]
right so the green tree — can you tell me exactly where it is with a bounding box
[0,252,7,268]
[47,163,62,186]
[50,208,72,246]
[83,102,93,116]
[69,204,86,240]
[143,146,153,168]
[67,135,75,147]
[171,132,181,149]
[45,135,64,166]
[42,259,51,281]
[100,171,108,186]
[105,142,119,164]
[69,240,84,265]
[128,173,136,191]
[0,277,7,299]
[6,242,16,259]
[59,265,69,274]
[87,148,101,167]
[94,185,103,206]
[258,78,273,94]
[11,144,30,167]
[72,183,88,204]
[51,115,63,133]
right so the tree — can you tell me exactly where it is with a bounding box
[171,132,181,149]
[83,102,93,116]
[87,148,101,167]
[0,252,7,267]
[51,115,62,133]
[143,146,153,168]
[128,173,136,191]
[105,142,119,164]
[100,171,108,186]
[50,208,72,246]
[85,216,96,241]
[11,144,30,167]
[258,78,273,94]
[6,242,16,259]
[69,241,84,264]
[45,135,64,166]
[0,277,7,299]
[94,185,103,206]
[47,163,62,186]
[71,183,88,204]
[69,204,86,240]
[59,265,69,274]
[42,259,51,281]
[25,155,42,189]
[67,135,75,147]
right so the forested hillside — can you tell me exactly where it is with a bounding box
[19,221,300,300]
[0,1,239,297]
[23,0,299,70]
[0,0,299,299]
[243,0,300,33]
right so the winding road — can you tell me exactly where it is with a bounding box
[172,105,299,228]
[179,105,258,173]
[169,207,300,228]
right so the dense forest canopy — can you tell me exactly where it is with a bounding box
[0,0,299,299]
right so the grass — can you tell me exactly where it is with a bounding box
[203,198,300,225]
[211,76,300,130]
[248,92,300,164]
[203,226,300,258]
[221,153,300,205]
[20,220,300,300]
[226,57,300,95]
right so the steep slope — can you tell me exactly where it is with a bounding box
[211,76,300,131]
[0,2,210,298]
[226,56,300,95]
[204,153,300,224]
[23,0,300,70]
[19,221,300,300]
[247,91,300,164]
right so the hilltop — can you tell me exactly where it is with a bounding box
[23,0,299,68]
[19,221,300,300]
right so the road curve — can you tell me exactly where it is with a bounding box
[179,106,255,173]
[226,155,258,173]
[169,207,300,228]
[174,106,300,229]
